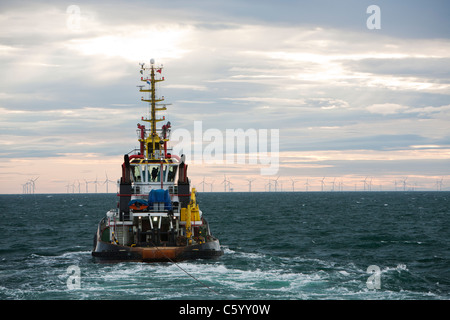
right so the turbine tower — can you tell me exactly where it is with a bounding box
[331,178,336,192]
[103,173,115,193]
[290,178,297,192]
[92,176,99,193]
[246,179,255,192]
[338,179,344,192]
[29,177,39,194]
[274,176,280,192]
[65,182,71,193]
[436,177,444,191]
[221,175,228,192]
[22,182,30,194]
[208,180,215,192]
[200,176,206,192]
[321,177,326,192]
[265,180,270,192]
[227,179,233,192]
[84,179,90,193]
[361,176,368,191]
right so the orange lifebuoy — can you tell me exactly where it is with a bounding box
[129,203,148,211]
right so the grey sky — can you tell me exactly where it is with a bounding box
[1,0,449,192]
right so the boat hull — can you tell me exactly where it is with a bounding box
[92,237,223,262]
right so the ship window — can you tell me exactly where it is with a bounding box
[162,165,168,182]
[132,164,177,183]
[132,165,141,182]
[168,165,177,182]
[141,164,147,182]
[149,165,161,182]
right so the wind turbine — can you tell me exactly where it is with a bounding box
[208,180,215,192]
[200,176,206,192]
[29,177,39,194]
[331,178,336,192]
[221,175,228,192]
[227,179,233,192]
[361,177,368,191]
[265,179,272,192]
[92,176,99,193]
[84,179,90,193]
[290,178,297,192]
[321,177,326,192]
[305,179,310,192]
[246,179,255,192]
[103,173,114,193]
[65,182,71,193]
[274,176,280,192]
[339,179,344,192]
[402,177,408,191]
[22,182,30,194]
[436,177,444,191]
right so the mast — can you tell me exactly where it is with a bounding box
[139,59,167,160]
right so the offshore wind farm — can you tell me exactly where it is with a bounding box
[23,174,446,194]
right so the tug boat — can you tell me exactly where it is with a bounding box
[92,59,223,262]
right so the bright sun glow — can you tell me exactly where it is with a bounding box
[67,26,191,61]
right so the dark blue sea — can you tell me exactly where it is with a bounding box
[1,192,449,300]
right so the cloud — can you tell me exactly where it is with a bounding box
[1,1,450,192]
[366,103,409,115]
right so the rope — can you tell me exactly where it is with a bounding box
[149,241,219,295]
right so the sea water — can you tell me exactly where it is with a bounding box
[0,192,449,300]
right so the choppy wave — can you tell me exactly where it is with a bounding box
[0,192,449,300]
